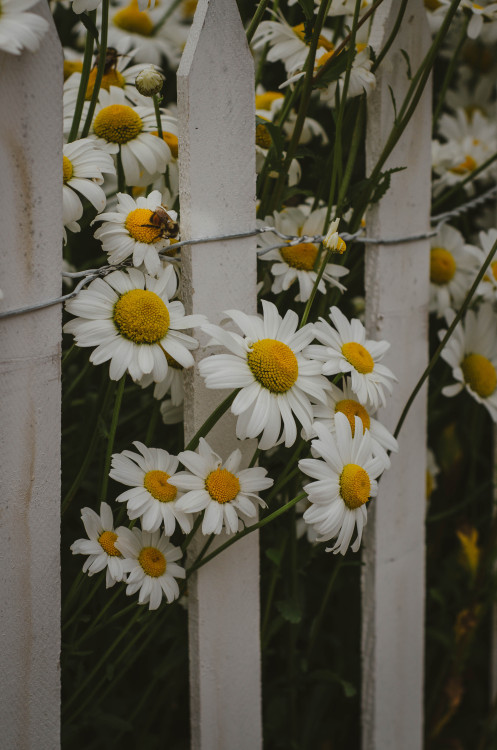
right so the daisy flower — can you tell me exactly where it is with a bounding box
[93,190,178,276]
[70,502,130,588]
[115,527,185,610]
[64,264,206,382]
[258,206,348,302]
[170,438,273,535]
[306,307,397,410]
[138,351,184,402]
[110,441,192,535]
[299,415,385,555]
[63,138,115,239]
[477,228,497,301]
[0,0,49,56]
[436,0,497,39]
[440,304,497,420]
[87,88,172,186]
[309,377,398,469]
[429,223,483,317]
[72,0,157,13]
[316,44,376,104]
[198,300,331,450]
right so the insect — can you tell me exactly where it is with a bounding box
[142,205,179,240]
[93,47,129,75]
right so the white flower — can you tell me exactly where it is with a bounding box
[440,304,497,420]
[138,353,184,402]
[160,400,184,424]
[63,138,115,239]
[170,438,273,535]
[476,229,497,301]
[315,44,376,104]
[93,190,178,276]
[435,0,497,39]
[306,306,397,410]
[0,0,49,56]
[255,87,327,145]
[429,223,483,317]
[299,415,385,555]
[198,300,331,450]
[115,527,185,610]
[110,441,192,535]
[309,377,398,469]
[87,88,172,186]
[258,208,348,302]
[252,13,333,76]
[64,264,205,382]
[72,0,157,14]
[70,502,130,588]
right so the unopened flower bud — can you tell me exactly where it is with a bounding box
[323,218,346,254]
[135,66,165,97]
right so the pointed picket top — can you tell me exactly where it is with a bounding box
[362,1,431,749]
[0,3,62,748]
[177,1,260,748]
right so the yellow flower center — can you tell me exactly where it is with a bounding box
[335,399,371,435]
[63,155,73,184]
[93,104,143,144]
[424,0,442,9]
[125,207,163,244]
[144,469,177,502]
[450,155,477,175]
[86,67,126,100]
[461,353,497,398]
[430,247,456,285]
[113,289,170,344]
[341,342,374,374]
[280,242,318,271]
[138,546,167,577]
[98,530,121,556]
[256,122,272,149]
[64,59,84,81]
[182,0,198,18]
[247,338,299,393]
[293,23,334,51]
[205,468,241,504]
[151,130,178,159]
[255,91,284,110]
[340,463,371,509]
[317,49,336,68]
[166,352,183,369]
[113,0,154,36]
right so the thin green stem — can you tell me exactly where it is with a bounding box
[144,399,161,446]
[100,374,126,502]
[265,441,305,503]
[371,0,408,73]
[261,535,287,645]
[181,514,203,553]
[432,150,497,212]
[432,14,469,125]
[153,94,164,140]
[246,0,271,43]
[152,0,182,33]
[336,95,366,213]
[394,236,497,440]
[68,12,96,143]
[116,149,126,193]
[184,389,239,451]
[299,247,333,327]
[306,556,345,659]
[81,0,109,138]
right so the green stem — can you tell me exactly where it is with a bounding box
[432,150,497,212]
[432,14,469,126]
[306,556,345,659]
[100,374,126,502]
[184,389,239,451]
[265,441,305,503]
[144,399,161,446]
[371,0,408,73]
[336,95,366,213]
[181,514,203,553]
[62,358,91,404]
[394,236,497,440]
[116,149,126,193]
[68,12,96,143]
[152,0,182,33]
[261,535,287,645]
[153,94,164,140]
[299,247,333,327]
[246,0,271,43]
[80,0,109,139]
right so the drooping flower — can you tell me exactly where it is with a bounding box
[70,502,130,588]
[170,438,273,535]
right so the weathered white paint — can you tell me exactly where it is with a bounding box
[0,4,62,749]
[362,2,431,749]
[177,1,260,748]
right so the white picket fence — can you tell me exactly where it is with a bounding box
[0,0,462,748]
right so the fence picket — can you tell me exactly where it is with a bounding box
[361,2,432,748]
[177,1,260,747]
[0,4,62,749]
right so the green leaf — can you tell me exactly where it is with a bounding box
[276,598,302,624]
[400,48,412,79]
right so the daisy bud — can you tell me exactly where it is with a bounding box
[135,66,165,97]
[323,218,346,254]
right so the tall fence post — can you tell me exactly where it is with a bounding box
[0,4,62,749]
[361,2,431,748]
[177,1,260,747]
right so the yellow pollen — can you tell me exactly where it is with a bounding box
[335,399,370,435]
[473,3,483,8]
[182,0,198,18]
[340,463,371,509]
[450,155,477,175]
[255,91,284,110]
[165,352,183,369]
[293,23,334,51]
[64,59,83,81]
[317,49,336,68]
[93,104,143,144]
[113,289,170,344]
[205,468,241,504]
[144,469,177,503]
[98,530,121,556]
[247,338,298,393]
[256,122,272,150]
[152,130,178,159]
[356,42,367,53]
[335,237,346,254]
[341,342,374,374]
[280,242,318,271]
[63,155,73,184]
[113,0,154,36]
[461,353,497,398]
[139,546,167,577]
[86,67,126,100]
[125,207,162,244]
[430,247,456,285]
